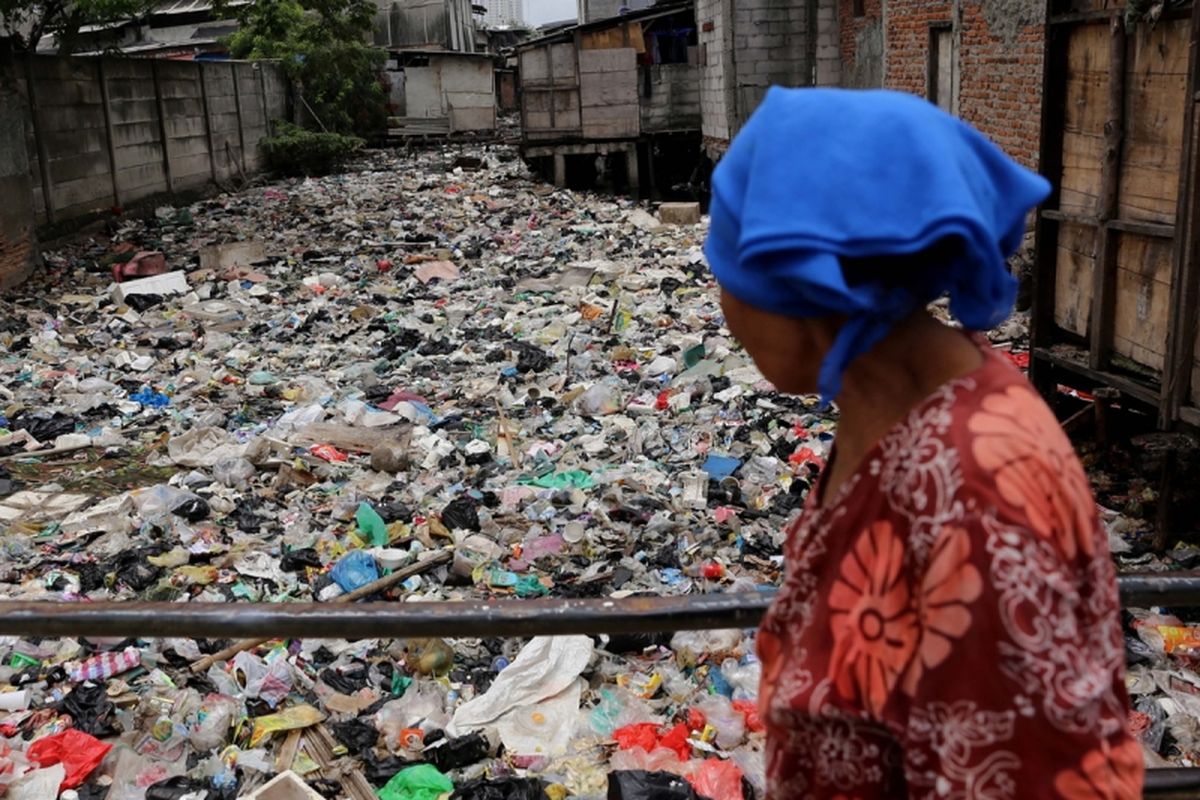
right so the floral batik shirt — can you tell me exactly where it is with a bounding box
[757,342,1143,799]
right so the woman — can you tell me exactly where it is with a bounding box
[705,89,1141,799]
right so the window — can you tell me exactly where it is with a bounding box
[853,0,864,17]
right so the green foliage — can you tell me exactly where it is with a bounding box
[260,121,363,176]
[0,0,158,52]
[220,0,387,137]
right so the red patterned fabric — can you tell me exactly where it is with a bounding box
[758,343,1142,799]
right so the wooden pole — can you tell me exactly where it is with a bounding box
[1089,15,1127,371]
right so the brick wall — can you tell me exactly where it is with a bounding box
[838,0,1044,170]
[697,0,736,149]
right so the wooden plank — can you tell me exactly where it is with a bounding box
[1109,218,1175,238]
[1055,220,1098,336]
[1033,345,1162,405]
[1032,20,1072,397]
[1112,232,1173,374]
[1119,18,1189,224]
[1089,16,1127,370]
[1176,1,1200,415]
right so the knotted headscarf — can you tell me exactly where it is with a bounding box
[705,88,1051,404]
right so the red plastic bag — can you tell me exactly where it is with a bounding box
[613,722,692,761]
[688,758,744,800]
[614,723,660,753]
[26,729,112,789]
[657,723,692,761]
[732,699,764,733]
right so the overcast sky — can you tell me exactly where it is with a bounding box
[523,0,578,24]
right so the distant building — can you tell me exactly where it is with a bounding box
[479,0,522,27]
[577,0,653,24]
[373,0,477,52]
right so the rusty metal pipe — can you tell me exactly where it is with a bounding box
[0,572,1193,641]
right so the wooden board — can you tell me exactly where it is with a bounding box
[580,22,646,53]
[1060,23,1109,215]
[1112,231,1173,373]
[580,48,638,139]
[1054,220,1098,336]
[1119,18,1189,224]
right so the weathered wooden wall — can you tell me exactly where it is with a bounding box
[15,54,289,227]
[579,48,639,139]
[1033,1,1200,429]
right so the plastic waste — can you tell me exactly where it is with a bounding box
[356,502,389,546]
[213,457,256,489]
[607,770,700,800]
[6,763,66,800]
[693,695,746,749]
[377,764,453,800]
[26,729,112,789]
[330,550,380,593]
[687,759,745,800]
[450,776,547,800]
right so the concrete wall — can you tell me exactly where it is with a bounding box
[839,0,1043,169]
[12,55,289,230]
[697,0,839,154]
[0,55,37,291]
[438,55,496,132]
[641,63,701,133]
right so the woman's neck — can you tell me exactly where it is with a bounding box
[820,312,984,502]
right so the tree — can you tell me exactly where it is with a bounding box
[220,0,388,137]
[0,0,157,53]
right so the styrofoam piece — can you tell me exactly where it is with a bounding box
[242,770,324,800]
[110,270,189,305]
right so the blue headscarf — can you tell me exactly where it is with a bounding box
[704,88,1051,404]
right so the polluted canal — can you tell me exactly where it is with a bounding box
[0,144,1192,798]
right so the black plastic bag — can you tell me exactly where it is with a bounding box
[146,777,209,800]
[607,771,700,800]
[330,718,378,751]
[111,551,162,592]
[11,411,77,441]
[172,497,210,522]
[440,497,480,532]
[514,343,552,374]
[426,731,489,772]
[451,776,547,800]
[281,548,322,571]
[62,683,119,736]
[362,750,411,786]
[321,664,369,693]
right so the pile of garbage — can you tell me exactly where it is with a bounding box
[0,141,1194,797]
[0,145,824,798]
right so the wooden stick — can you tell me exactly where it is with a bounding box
[494,398,522,469]
[189,549,452,672]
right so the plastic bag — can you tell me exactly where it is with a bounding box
[376,682,445,752]
[377,764,453,800]
[232,651,295,707]
[26,729,113,789]
[694,695,745,749]
[188,694,241,752]
[330,550,379,593]
[6,763,66,800]
[249,703,326,747]
[356,502,389,546]
[670,630,743,661]
[145,776,212,800]
[687,759,744,800]
[62,682,119,736]
[607,771,699,800]
[213,457,256,490]
[426,732,490,773]
[451,776,546,799]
